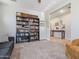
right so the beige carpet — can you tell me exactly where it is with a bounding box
[10,47,20,59]
[15,40,67,59]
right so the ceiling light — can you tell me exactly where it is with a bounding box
[38,0,41,3]
[60,10,64,13]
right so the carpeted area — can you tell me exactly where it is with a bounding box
[19,40,67,59]
[11,39,67,59]
[10,47,20,59]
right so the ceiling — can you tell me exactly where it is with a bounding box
[17,0,70,12]
[50,4,71,18]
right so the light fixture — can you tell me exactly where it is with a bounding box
[60,10,64,13]
[38,0,41,3]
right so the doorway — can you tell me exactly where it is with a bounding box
[49,4,71,39]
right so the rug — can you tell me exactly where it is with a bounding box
[20,40,67,59]
[10,47,20,59]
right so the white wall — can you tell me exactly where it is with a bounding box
[71,0,79,40]
[0,3,16,41]
[3,4,16,36]
[40,21,47,40]
[0,4,5,33]
[62,13,71,39]
[44,13,50,40]
[0,0,16,5]
[39,12,48,40]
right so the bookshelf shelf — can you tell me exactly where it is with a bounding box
[16,12,39,43]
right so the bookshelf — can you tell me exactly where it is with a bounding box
[16,12,39,43]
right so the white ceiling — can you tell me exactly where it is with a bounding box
[50,4,71,18]
[17,0,70,12]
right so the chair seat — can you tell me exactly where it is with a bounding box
[0,48,10,59]
[0,41,13,49]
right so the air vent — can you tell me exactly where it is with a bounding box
[11,0,16,2]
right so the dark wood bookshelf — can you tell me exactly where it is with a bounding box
[16,12,40,43]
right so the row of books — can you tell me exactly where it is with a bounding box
[30,36,39,40]
[16,33,29,36]
[17,17,39,22]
